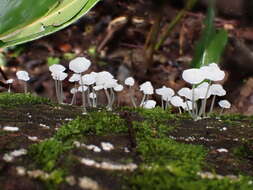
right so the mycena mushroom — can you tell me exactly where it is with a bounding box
[16,70,30,93]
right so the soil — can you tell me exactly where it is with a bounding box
[0,102,253,189]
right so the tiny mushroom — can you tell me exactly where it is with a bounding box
[218,100,231,114]
[124,77,136,107]
[139,81,154,107]
[143,100,156,109]
[16,70,30,93]
[6,79,14,93]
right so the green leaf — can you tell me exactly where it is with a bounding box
[202,29,228,66]
[0,0,100,48]
[191,2,216,68]
[0,0,58,36]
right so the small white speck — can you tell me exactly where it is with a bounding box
[216,148,228,153]
[3,126,19,132]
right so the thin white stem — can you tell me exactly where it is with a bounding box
[8,85,11,93]
[70,92,76,105]
[129,87,137,108]
[104,88,111,110]
[220,108,224,115]
[209,95,216,114]
[161,97,164,110]
[140,94,147,107]
[24,82,28,94]
[87,86,92,107]
[80,76,87,113]
[199,81,211,117]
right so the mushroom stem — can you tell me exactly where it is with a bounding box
[129,87,137,108]
[110,88,115,109]
[140,94,147,107]
[8,84,11,93]
[209,95,216,114]
[70,92,76,105]
[199,81,211,117]
[87,86,92,107]
[178,107,182,114]
[24,82,28,94]
[191,86,196,118]
[161,97,164,110]
[220,108,224,115]
[91,85,96,107]
[104,88,111,110]
[80,76,87,113]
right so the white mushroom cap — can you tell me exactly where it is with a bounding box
[182,68,205,84]
[114,84,124,92]
[103,79,118,89]
[140,81,154,95]
[70,88,78,94]
[210,84,226,96]
[143,100,156,109]
[49,64,66,73]
[95,71,114,86]
[196,82,212,99]
[124,77,135,86]
[80,74,96,86]
[156,86,175,100]
[69,73,81,82]
[89,92,97,99]
[78,85,88,92]
[170,96,184,107]
[69,57,91,73]
[218,100,231,109]
[200,64,225,81]
[182,100,193,111]
[93,85,104,91]
[6,79,14,84]
[52,71,68,81]
[16,71,30,81]
[178,87,200,101]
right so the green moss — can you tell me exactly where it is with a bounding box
[29,138,72,171]
[55,110,127,140]
[0,93,51,108]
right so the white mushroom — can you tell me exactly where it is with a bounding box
[124,77,135,86]
[69,57,91,73]
[143,100,156,109]
[182,68,205,85]
[218,100,231,114]
[16,70,30,93]
[140,81,154,107]
[156,86,175,109]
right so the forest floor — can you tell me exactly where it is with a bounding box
[0,93,253,190]
[1,0,253,115]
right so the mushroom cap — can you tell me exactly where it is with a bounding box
[52,71,68,81]
[140,81,154,95]
[196,82,211,99]
[89,92,97,99]
[69,74,81,82]
[70,88,78,94]
[16,70,30,81]
[178,87,191,98]
[69,57,91,73]
[200,64,225,81]
[6,79,14,84]
[182,68,205,84]
[218,100,231,109]
[210,84,226,96]
[114,84,124,92]
[170,96,184,107]
[178,87,200,101]
[49,64,66,73]
[78,85,88,92]
[124,77,135,86]
[103,79,118,89]
[93,85,104,91]
[95,71,114,86]
[143,100,156,109]
[182,100,193,111]
[156,86,175,98]
[80,74,96,86]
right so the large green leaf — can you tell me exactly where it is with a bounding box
[191,3,216,68]
[201,29,228,66]
[0,0,58,36]
[0,0,100,48]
